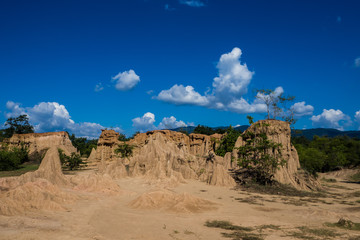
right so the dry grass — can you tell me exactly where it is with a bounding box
[205,220,253,231]
[288,226,342,239]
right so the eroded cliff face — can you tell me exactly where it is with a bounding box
[4,132,77,161]
[230,120,321,190]
[93,121,319,190]
[94,129,120,164]
[98,130,236,187]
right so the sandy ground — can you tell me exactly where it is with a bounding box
[1,172,360,240]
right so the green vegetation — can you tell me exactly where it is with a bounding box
[326,218,360,231]
[205,220,253,231]
[68,134,98,157]
[215,126,242,157]
[118,133,129,141]
[58,149,86,170]
[292,135,360,176]
[205,220,263,240]
[0,144,30,171]
[0,163,39,178]
[236,126,285,185]
[115,143,134,159]
[0,115,34,141]
[193,124,226,135]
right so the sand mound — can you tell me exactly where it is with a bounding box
[0,147,74,216]
[207,164,236,187]
[0,146,68,190]
[129,190,218,213]
[86,148,97,169]
[0,179,77,216]
[70,173,121,195]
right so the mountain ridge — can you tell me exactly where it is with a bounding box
[171,126,360,139]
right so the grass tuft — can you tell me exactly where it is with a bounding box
[205,220,252,231]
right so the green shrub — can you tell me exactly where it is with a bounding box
[58,149,86,170]
[115,143,134,159]
[0,145,29,171]
[237,130,285,185]
[215,126,241,157]
[293,135,360,175]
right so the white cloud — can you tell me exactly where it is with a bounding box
[355,57,360,68]
[156,48,261,114]
[4,101,120,139]
[156,84,209,106]
[155,47,312,119]
[132,112,188,132]
[112,69,140,91]
[355,111,360,130]
[158,116,186,129]
[132,112,156,132]
[5,101,26,118]
[179,0,205,7]
[212,47,254,102]
[291,101,314,117]
[94,83,104,92]
[227,98,266,114]
[311,109,351,130]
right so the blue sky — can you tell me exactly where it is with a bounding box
[1,0,360,138]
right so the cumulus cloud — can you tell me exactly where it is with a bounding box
[132,112,156,132]
[155,47,314,120]
[311,109,351,130]
[156,47,263,114]
[4,101,120,138]
[227,98,266,114]
[355,57,360,68]
[94,83,104,92]
[291,101,314,117]
[158,116,187,129]
[212,47,254,102]
[179,0,205,7]
[132,112,188,132]
[112,69,140,91]
[355,111,360,129]
[156,84,209,106]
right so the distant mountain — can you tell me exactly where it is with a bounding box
[171,126,360,139]
[291,128,360,139]
[170,125,250,134]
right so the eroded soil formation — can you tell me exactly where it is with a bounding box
[1,120,359,239]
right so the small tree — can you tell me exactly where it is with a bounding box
[58,149,86,170]
[255,89,295,125]
[246,115,254,125]
[3,115,34,138]
[236,124,286,185]
[115,143,134,159]
[215,126,242,157]
[0,144,30,171]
